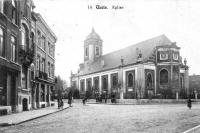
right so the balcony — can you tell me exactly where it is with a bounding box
[19,45,34,67]
[39,71,48,80]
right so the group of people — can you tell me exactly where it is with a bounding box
[95,93,109,103]
[59,91,195,109]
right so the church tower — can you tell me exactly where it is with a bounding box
[84,28,103,63]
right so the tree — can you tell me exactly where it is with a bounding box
[73,88,80,99]
[55,75,67,99]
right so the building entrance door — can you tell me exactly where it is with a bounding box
[22,98,28,111]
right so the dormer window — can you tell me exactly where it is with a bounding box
[95,46,99,56]
[85,47,88,57]
[160,53,168,60]
[173,53,178,60]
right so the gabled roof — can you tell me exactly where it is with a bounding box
[79,35,172,76]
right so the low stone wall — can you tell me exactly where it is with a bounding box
[115,99,200,104]
[71,99,200,105]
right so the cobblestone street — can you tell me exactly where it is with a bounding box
[1,103,200,133]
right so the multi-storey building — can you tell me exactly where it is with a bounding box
[0,0,21,114]
[33,13,57,108]
[71,29,189,99]
[0,0,56,115]
[17,0,36,112]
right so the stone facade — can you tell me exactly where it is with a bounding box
[71,29,189,99]
[0,0,21,114]
[32,13,57,109]
[0,0,56,115]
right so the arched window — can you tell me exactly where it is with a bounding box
[48,62,50,77]
[22,67,27,89]
[87,79,91,91]
[80,80,85,92]
[0,27,5,57]
[21,24,28,50]
[128,73,133,87]
[103,77,107,90]
[147,73,153,88]
[160,69,168,85]
[94,79,99,90]
[37,31,41,47]
[112,75,118,88]
[11,36,16,62]
[96,47,99,56]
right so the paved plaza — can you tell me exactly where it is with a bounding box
[1,103,200,133]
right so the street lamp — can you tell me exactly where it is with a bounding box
[30,63,36,109]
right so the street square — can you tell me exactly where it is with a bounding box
[1,103,200,133]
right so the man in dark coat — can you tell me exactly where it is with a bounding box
[57,97,60,109]
[187,98,192,109]
[82,95,87,105]
[68,91,72,107]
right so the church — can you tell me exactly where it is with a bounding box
[70,29,189,99]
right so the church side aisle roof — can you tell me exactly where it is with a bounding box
[79,34,172,76]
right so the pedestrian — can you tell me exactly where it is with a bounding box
[57,97,60,109]
[68,91,72,107]
[82,96,85,105]
[100,94,102,103]
[187,98,192,109]
[111,93,115,103]
[82,95,87,105]
[105,93,107,103]
[61,99,64,109]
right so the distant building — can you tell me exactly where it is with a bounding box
[189,75,200,98]
[32,13,57,109]
[71,29,189,99]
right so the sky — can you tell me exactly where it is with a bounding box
[34,0,200,84]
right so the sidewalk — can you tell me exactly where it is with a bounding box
[182,125,200,133]
[0,102,69,127]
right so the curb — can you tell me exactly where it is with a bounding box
[182,125,200,133]
[0,106,70,127]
